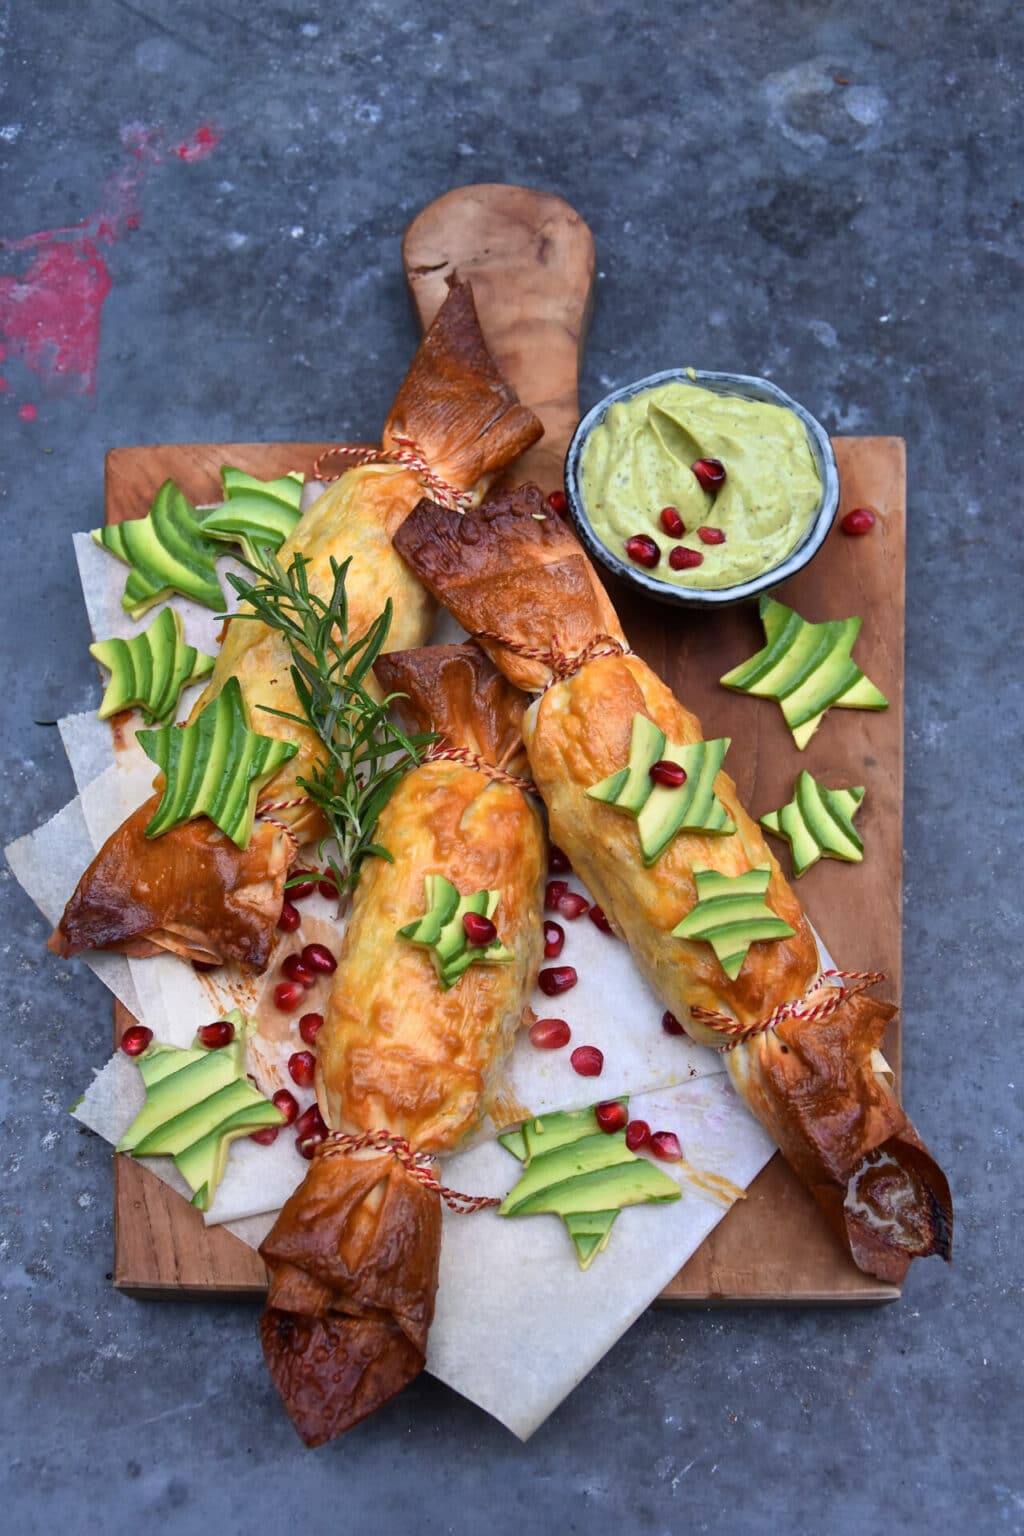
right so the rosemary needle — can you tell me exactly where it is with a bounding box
[225,551,435,902]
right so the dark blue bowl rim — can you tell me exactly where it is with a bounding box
[563,368,840,607]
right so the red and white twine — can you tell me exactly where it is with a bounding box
[425,743,536,794]
[315,1128,500,1214]
[255,796,312,855]
[690,968,886,1053]
[473,630,633,689]
[312,434,475,512]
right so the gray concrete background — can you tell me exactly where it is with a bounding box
[1,2,1020,1532]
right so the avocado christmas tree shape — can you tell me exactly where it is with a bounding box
[116,1010,285,1211]
[760,771,866,877]
[137,675,297,847]
[199,467,304,566]
[671,863,796,981]
[498,1102,680,1270]
[586,715,735,864]
[92,479,224,618]
[719,596,888,750]
[89,607,216,726]
[398,873,513,990]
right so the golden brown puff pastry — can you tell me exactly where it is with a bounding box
[47,795,291,970]
[50,282,542,971]
[259,641,544,1445]
[393,487,953,1283]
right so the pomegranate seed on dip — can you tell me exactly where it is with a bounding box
[578,378,821,589]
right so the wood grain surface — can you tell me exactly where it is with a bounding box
[104,186,906,1303]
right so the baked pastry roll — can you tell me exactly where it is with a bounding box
[260,644,545,1443]
[50,283,542,971]
[393,485,952,1284]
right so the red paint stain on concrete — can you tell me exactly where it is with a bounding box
[0,123,217,402]
[173,124,219,162]
[18,402,37,421]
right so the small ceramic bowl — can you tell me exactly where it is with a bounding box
[564,368,839,608]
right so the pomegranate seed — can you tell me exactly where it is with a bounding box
[662,1010,685,1036]
[649,759,687,788]
[249,1125,280,1146]
[318,872,339,900]
[191,958,219,973]
[545,879,569,911]
[529,1017,571,1049]
[697,525,727,545]
[548,843,571,874]
[841,507,876,535]
[277,900,301,933]
[588,904,614,935]
[274,981,305,1013]
[298,1011,324,1047]
[547,489,569,517]
[556,891,590,921]
[624,533,660,569]
[625,1119,651,1151]
[595,1100,628,1133]
[570,1044,604,1077]
[691,457,726,492]
[197,1019,234,1049]
[286,869,318,902]
[650,1130,683,1161]
[463,911,498,946]
[301,942,337,975]
[119,1024,153,1057]
[538,965,578,997]
[543,920,565,959]
[281,954,316,988]
[272,1089,299,1124]
[288,1050,316,1088]
[294,1103,326,1140]
[669,546,704,571]
[297,1132,326,1160]
[659,505,685,538]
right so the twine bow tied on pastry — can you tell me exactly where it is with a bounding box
[313,435,478,512]
[472,630,634,689]
[690,968,886,1052]
[316,1128,500,1214]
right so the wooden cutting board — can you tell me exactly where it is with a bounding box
[108,185,905,1304]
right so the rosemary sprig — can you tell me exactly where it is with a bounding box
[225,551,435,901]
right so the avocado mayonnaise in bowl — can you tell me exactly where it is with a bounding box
[564,369,839,608]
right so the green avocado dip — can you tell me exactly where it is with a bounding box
[579,380,822,590]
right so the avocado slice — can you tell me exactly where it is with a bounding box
[397,874,461,946]
[221,467,303,504]
[117,1048,239,1152]
[92,479,223,618]
[499,1131,635,1216]
[588,715,665,812]
[497,1126,528,1161]
[507,1157,681,1217]
[175,1099,285,1210]
[635,737,735,863]
[131,1078,259,1156]
[564,1210,619,1269]
[522,1101,627,1164]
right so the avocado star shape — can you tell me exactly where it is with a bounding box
[498,1102,680,1270]
[90,607,216,727]
[397,874,514,990]
[719,596,888,750]
[116,1011,285,1211]
[137,675,297,848]
[586,714,735,865]
[760,771,866,878]
[199,467,304,566]
[671,863,796,981]
[93,478,224,619]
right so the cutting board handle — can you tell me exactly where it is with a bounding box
[403,184,596,491]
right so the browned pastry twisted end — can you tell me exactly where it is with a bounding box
[48,796,292,970]
[393,482,625,692]
[375,641,529,772]
[734,992,953,1282]
[259,1147,442,1447]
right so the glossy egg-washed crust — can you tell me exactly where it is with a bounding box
[50,281,541,970]
[259,642,544,1445]
[395,488,953,1283]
